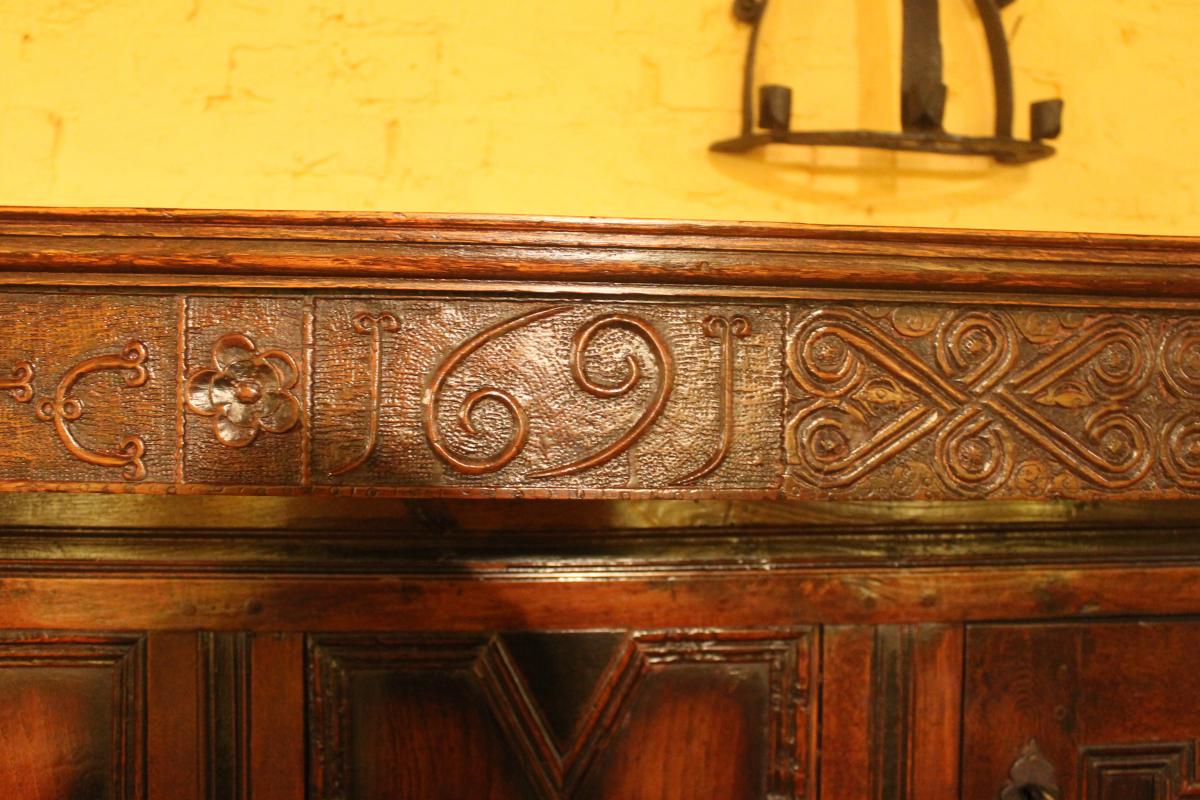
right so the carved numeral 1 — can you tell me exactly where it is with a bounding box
[329,312,400,476]
[673,315,750,485]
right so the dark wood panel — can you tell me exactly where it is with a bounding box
[965,619,1200,799]
[248,633,305,800]
[308,635,556,800]
[571,662,770,800]
[199,632,251,800]
[0,633,144,800]
[143,631,298,800]
[308,629,814,799]
[819,627,874,800]
[909,625,962,800]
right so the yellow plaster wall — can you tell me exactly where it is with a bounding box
[0,0,1196,234]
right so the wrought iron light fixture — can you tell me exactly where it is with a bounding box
[712,0,1064,163]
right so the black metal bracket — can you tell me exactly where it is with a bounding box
[712,0,1063,164]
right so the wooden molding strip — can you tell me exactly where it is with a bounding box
[0,207,1198,296]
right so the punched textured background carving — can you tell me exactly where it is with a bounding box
[5,290,1200,500]
[312,299,784,494]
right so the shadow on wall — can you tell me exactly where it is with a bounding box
[706,0,1035,217]
[707,148,1032,216]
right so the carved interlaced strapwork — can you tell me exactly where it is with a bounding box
[786,306,1200,498]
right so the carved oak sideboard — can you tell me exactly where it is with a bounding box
[2,207,1200,799]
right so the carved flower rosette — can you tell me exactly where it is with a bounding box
[186,333,301,447]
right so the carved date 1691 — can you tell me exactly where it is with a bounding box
[1,294,1198,501]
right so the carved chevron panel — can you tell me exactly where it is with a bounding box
[6,289,1200,499]
[307,629,815,799]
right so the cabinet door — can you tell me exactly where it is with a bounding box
[964,620,1200,800]
[307,629,816,800]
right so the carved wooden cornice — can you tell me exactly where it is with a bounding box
[1,207,1198,501]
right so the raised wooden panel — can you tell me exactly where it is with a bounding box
[964,620,1200,799]
[571,660,771,800]
[0,633,144,800]
[309,635,546,800]
[308,629,815,799]
[1082,742,1200,800]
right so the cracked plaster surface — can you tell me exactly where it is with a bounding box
[0,0,1196,234]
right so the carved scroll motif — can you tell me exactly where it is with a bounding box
[424,306,675,478]
[34,341,149,481]
[328,312,400,476]
[672,315,750,485]
[1163,321,1200,489]
[787,308,1154,495]
[0,361,34,403]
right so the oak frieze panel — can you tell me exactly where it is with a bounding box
[5,289,1200,499]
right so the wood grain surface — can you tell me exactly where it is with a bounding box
[5,209,1200,799]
